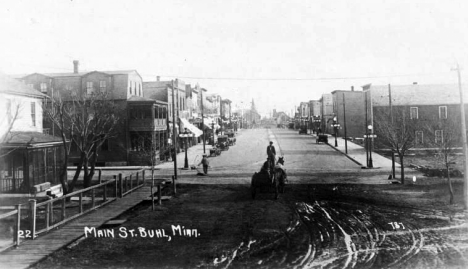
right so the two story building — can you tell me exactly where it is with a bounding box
[17,61,165,166]
[0,73,63,194]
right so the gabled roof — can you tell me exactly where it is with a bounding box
[0,72,47,98]
[369,84,468,106]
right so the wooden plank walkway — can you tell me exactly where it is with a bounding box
[0,185,153,269]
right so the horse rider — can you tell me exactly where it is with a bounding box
[266,141,276,168]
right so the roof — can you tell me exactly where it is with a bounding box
[19,70,140,79]
[0,72,47,98]
[2,132,63,148]
[127,96,156,102]
[369,84,468,106]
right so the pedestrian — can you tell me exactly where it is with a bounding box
[266,141,276,168]
[198,154,210,174]
[318,128,322,134]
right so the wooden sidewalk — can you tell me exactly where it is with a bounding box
[0,185,153,269]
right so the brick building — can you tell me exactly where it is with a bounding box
[366,83,468,150]
[331,90,366,139]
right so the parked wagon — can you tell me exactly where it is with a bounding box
[217,135,230,151]
[316,134,328,144]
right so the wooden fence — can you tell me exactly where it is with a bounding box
[0,169,147,250]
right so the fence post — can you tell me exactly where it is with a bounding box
[136,172,139,187]
[91,189,96,208]
[151,184,155,211]
[158,184,162,205]
[14,204,21,246]
[114,175,118,198]
[29,199,36,239]
[103,183,107,202]
[119,173,123,198]
[61,198,66,221]
[45,200,50,231]
[50,200,54,225]
[98,169,102,184]
[172,175,176,195]
[142,170,146,185]
[79,192,83,213]
[130,175,133,191]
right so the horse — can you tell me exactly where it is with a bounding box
[251,156,287,199]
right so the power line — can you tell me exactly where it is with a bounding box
[142,72,448,81]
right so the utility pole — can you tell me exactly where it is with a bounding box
[453,64,468,209]
[171,80,178,180]
[343,92,348,154]
[389,84,396,179]
[201,87,205,154]
[365,90,369,167]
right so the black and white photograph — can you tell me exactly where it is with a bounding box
[1,0,468,268]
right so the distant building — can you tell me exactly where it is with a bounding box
[320,93,334,133]
[331,90,365,139]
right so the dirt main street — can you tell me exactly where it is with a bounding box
[33,181,468,269]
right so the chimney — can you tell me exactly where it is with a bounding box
[351,86,354,91]
[413,82,418,85]
[73,60,79,74]
[156,76,160,81]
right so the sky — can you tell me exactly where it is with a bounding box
[1,0,468,117]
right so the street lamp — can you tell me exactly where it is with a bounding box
[367,125,374,168]
[331,117,340,147]
[212,122,215,146]
[179,128,192,169]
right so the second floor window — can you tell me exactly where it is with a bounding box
[439,106,447,119]
[31,102,36,126]
[410,107,418,119]
[415,131,424,145]
[435,130,444,144]
[86,81,94,94]
[100,81,106,92]
[40,83,47,93]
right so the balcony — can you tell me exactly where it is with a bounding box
[129,118,167,131]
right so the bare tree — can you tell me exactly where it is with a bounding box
[426,117,461,204]
[375,107,418,184]
[43,92,74,194]
[44,89,120,190]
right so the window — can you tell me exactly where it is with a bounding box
[101,138,110,151]
[410,107,418,119]
[415,131,424,145]
[99,81,106,92]
[31,102,36,126]
[439,106,447,119]
[40,83,47,93]
[435,130,444,144]
[86,81,94,94]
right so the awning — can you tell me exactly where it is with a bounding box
[179,118,203,137]
[203,117,220,130]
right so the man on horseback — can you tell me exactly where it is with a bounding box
[266,141,276,169]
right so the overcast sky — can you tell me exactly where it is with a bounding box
[1,0,468,116]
